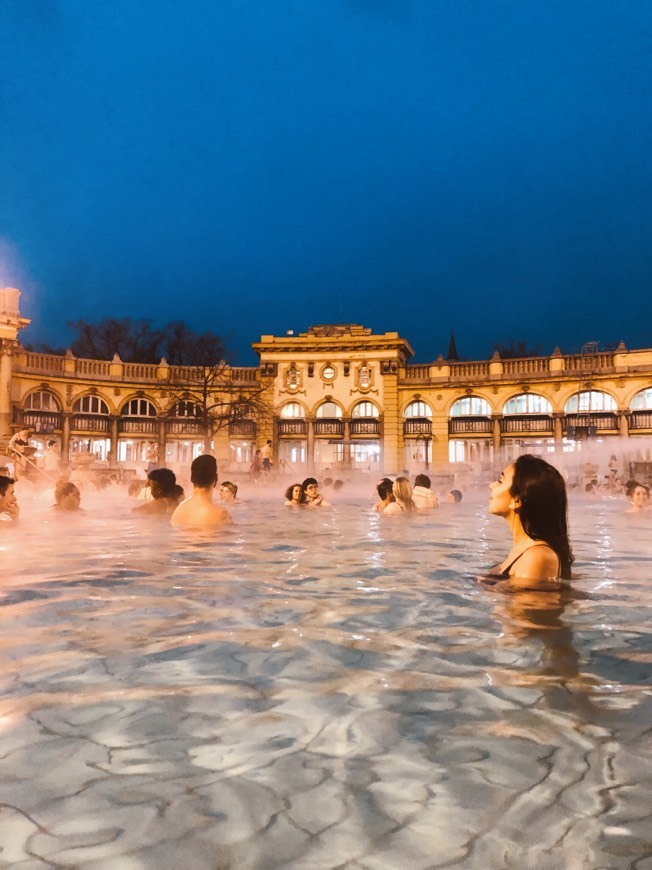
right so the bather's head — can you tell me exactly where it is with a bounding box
[147,468,177,500]
[191,454,218,489]
[54,482,81,511]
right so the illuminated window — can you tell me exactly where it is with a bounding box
[72,395,109,415]
[122,398,157,417]
[352,401,379,418]
[503,394,552,414]
[450,397,491,416]
[321,364,336,381]
[280,402,305,418]
[564,391,616,413]
[630,388,652,410]
[316,401,342,418]
[24,391,60,412]
[404,400,432,418]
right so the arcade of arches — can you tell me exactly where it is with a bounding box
[3,287,652,476]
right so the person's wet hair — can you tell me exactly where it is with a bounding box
[393,476,417,513]
[169,484,185,505]
[414,474,431,489]
[449,489,462,503]
[54,482,81,510]
[0,475,15,496]
[191,454,218,488]
[625,479,647,498]
[221,481,238,497]
[510,454,573,579]
[376,478,394,500]
[148,467,176,498]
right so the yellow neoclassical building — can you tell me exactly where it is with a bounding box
[3,287,652,480]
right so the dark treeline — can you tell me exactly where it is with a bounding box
[25,318,228,367]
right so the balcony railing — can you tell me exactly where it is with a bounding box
[563,353,614,373]
[350,419,380,436]
[230,367,259,384]
[119,418,159,435]
[630,411,652,430]
[450,362,491,380]
[314,419,344,437]
[448,417,493,435]
[166,419,205,436]
[502,357,550,376]
[501,415,554,433]
[229,419,256,439]
[20,352,66,374]
[71,414,110,433]
[75,359,112,378]
[123,362,159,381]
[403,365,431,380]
[565,412,618,432]
[278,420,308,437]
[13,408,62,432]
[403,419,432,436]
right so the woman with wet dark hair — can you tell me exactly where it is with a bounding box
[488,454,573,588]
[285,483,306,506]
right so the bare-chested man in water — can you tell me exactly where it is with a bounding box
[170,455,232,529]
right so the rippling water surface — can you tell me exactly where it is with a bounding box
[1,489,651,868]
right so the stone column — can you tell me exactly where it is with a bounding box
[109,416,119,464]
[553,413,563,444]
[61,413,71,464]
[307,416,315,472]
[0,339,16,440]
[492,415,502,451]
[158,420,167,467]
[618,411,629,438]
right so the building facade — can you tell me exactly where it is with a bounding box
[3,287,652,479]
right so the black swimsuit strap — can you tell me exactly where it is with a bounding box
[500,542,560,578]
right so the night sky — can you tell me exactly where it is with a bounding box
[2,0,651,364]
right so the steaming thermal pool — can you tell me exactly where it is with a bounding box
[0,490,651,868]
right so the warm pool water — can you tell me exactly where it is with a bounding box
[1,490,651,868]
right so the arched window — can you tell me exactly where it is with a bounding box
[450,396,491,416]
[171,401,203,418]
[352,401,379,418]
[564,391,616,413]
[72,395,109,415]
[121,398,157,417]
[316,401,342,418]
[404,400,432,418]
[24,391,60,412]
[280,402,305,418]
[503,393,552,415]
[630,388,652,411]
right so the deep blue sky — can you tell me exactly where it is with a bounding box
[1,0,651,364]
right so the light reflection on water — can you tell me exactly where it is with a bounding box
[1,491,651,867]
